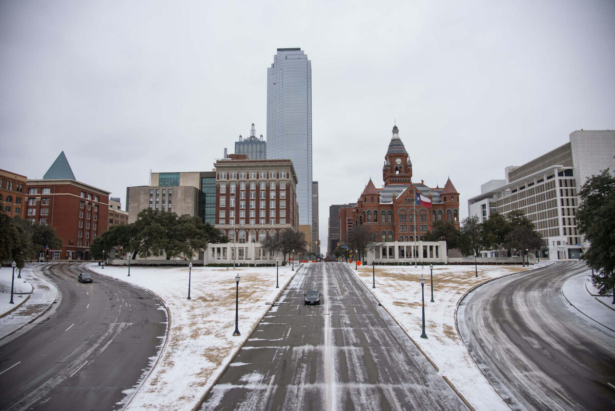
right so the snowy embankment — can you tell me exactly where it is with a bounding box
[353,263,531,411]
[0,266,34,317]
[88,263,295,411]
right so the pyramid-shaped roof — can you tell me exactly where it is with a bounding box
[43,151,76,180]
[386,125,408,156]
[442,178,458,194]
[361,179,379,195]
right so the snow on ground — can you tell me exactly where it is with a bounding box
[353,263,531,411]
[88,263,297,411]
[564,270,615,330]
[583,270,615,308]
[0,265,33,316]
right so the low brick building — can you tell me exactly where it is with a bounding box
[347,126,460,245]
[0,169,27,219]
[26,152,110,260]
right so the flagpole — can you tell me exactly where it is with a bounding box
[414,189,417,268]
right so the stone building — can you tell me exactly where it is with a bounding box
[108,197,128,227]
[348,126,460,244]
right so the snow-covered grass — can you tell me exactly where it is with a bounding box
[0,266,34,317]
[353,263,531,411]
[88,263,296,411]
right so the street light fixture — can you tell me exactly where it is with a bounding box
[233,273,241,336]
[10,261,16,304]
[187,262,192,300]
[276,258,279,288]
[372,260,376,289]
[430,264,434,303]
[420,273,427,339]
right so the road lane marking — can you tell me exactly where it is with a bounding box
[264,375,275,401]
[0,361,21,376]
[553,389,574,407]
[87,304,89,309]
[86,292,89,295]
[608,382,615,391]
[65,323,75,332]
[323,263,337,411]
[286,327,291,339]
[69,361,88,378]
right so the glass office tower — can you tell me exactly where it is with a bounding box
[267,48,312,225]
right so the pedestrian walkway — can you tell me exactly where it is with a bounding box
[562,271,615,332]
[0,264,59,342]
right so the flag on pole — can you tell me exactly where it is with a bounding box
[415,192,432,208]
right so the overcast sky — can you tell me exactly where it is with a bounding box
[1,0,614,254]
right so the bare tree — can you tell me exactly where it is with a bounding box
[348,225,374,262]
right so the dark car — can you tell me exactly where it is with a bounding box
[78,272,93,283]
[304,290,322,305]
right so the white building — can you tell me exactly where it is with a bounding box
[468,130,615,260]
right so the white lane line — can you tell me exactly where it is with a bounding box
[69,361,88,378]
[0,361,21,376]
[86,292,89,295]
[553,388,575,407]
[608,382,615,391]
[87,304,89,309]
[286,327,291,339]
[387,386,403,411]
[323,263,337,411]
[65,323,75,332]
[264,375,275,401]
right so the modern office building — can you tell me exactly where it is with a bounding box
[266,48,313,229]
[127,171,216,225]
[468,130,615,260]
[26,152,110,260]
[235,124,266,160]
[327,203,355,255]
[108,197,128,228]
[0,168,27,219]
[214,154,299,244]
[312,181,319,254]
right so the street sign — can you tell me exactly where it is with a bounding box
[357,261,362,266]
[349,259,353,263]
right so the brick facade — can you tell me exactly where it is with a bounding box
[346,126,460,243]
[0,169,27,219]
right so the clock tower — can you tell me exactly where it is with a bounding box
[383,125,412,186]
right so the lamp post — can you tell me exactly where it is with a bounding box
[128,253,131,277]
[537,248,540,263]
[292,249,295,271]
[102,249,105,269]
[474,252,478,277]
[9,261,17,304]
[372,260,376,289]
[430,264,434,303]
[420,273,427,339]
[18,252,22,278]
[526,249,529,266]
[276,258,279,288]
[233,274,241,336]
[233,222,236,270]
[187,262,192,300]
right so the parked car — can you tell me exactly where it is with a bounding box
[78,272,93,283]
[304,290,322,305]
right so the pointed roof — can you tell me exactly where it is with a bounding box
[387,125,408,155]
[442,178,458,194]
[361,179,379,196]
[43,151,76,180]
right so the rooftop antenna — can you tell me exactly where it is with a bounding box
[250,123,256,139]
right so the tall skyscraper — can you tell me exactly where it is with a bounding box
[267,48,313,226]
[235,123,266,160]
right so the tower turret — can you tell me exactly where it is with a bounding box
[383,125,412,186]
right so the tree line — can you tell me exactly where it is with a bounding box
[0,213,62,268]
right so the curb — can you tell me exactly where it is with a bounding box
[0,265,61,343]
[84,263,172,411]
[0,294,31,319]
[191,264,302,411]
[560,271,615,333]
[595,297,615,312]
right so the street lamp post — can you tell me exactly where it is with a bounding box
[128,253,131,277]
[474,252,478,277]
[430,264,434,303]
[276,258,279,288]
[233,274,241,336]
[10,261,16,304]
[526,249,529,266]
[420,273,427,339]
[187,262,192,300]
[292,249,295,271]
[233,222,236,270]
[372,260,376,289]
[102,249,105,269]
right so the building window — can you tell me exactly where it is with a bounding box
[86,222,90,229]
[250,201,256,209]
[15,207,20,214]
[220,183,226,194]
[260,192,266,199]
[87,213,91,220]
[220,197,226,207]
[270,201,275,208]
[159,173,180,187]
[240,219,245,226]
[40,208,49,215]
[280,201,286,209]
[270,219,276,225]
[260,210,266,218]
[78,231,83,238]
[39,218,48,225]
[220,172,227,179]
[240,172,246,179]
[28,198,36,206]
[230,184,236,194]
[5,206,11,212]
[280,210,286,217]
[250,172,256,179]
[270,172,276,178]
[280,172,287,178]
[94,215,97,221]
[94,195,99,202]
[41,188,50,194]
[260,182,266,190]
[230,172,236,179]
[87,194,92,200]
[230,197,235,207]
[240,192,246,199]
[87,203,91,210]
[270,191,276,199]
[280,219,286,225]
[219,219,225,225]
[240,201,245,209]
[79,211,84,218]
[270,182,276,190]
[270,210,276,217]
[29,188,38,195]
[260,201,266,208]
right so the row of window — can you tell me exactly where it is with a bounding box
[27,218,47,225]
[77,230,96,239]
[0,179,24,192]
[0,195,22,204]
[218,171,288,180]
[78,221,97,229]
[220,198,287,209]
[219,219,288,226]
[4,206,20,214]
[150,188,173,195]
[221,209,287,218]
[220,181,287,193]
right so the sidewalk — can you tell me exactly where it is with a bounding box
[0,264,59,341]
[562,271,615,332]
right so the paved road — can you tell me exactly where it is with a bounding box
[0,263,166,411]
[458,262,615,411]
[201,262,465,411]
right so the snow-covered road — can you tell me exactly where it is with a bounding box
[200,262,465,410]
[458,261,615,410]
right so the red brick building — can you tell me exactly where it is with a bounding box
[0,169,27,219]
[214,154,299,243]
[346,125,460,243]
[26,152,110,260]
